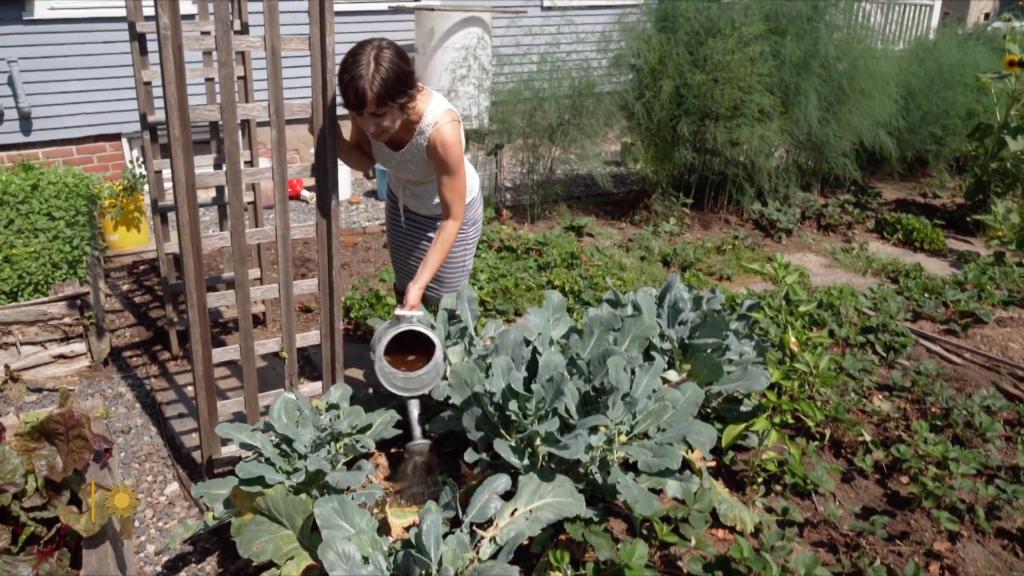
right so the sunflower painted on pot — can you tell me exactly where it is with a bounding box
[99,156,151,251]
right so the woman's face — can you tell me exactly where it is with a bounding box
[351,97,405,142]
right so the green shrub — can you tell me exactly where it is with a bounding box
[619,0,782,207]
[974,197,1024,251]
[756,1,899,191]
[817,184,883,234]
[489,50,620,219]
[879,213,948,254]
[889,25,1004,173]
[0,162,101,305]
[621,1,902,206]
[749,190,820,241]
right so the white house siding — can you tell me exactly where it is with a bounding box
[0,0,644,147]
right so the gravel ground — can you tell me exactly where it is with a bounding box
[168,172,386,236]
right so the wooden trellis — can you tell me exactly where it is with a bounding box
[125,0,342,472]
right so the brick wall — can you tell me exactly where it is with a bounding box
[0,135,126,181]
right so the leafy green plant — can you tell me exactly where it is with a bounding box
[390,473,587,575]
[97,156,148,234]
[749,199,805,242]
[0,162,102,304]
[974,196,1024,251]
[964,15,1024,209]
[343,268,398,337]
[432,278,768,524]
[877,363,1024,533]
[879,213,947,254]
[1,391,119,574]
[817,185,880,234]
[173,385,402,573]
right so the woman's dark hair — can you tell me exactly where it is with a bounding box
[338,38,419,113]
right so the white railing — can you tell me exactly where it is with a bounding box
[846,0,944,49]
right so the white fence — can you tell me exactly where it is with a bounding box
[847,0,944,48]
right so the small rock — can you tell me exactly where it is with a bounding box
[146,543,156,555]
[898,475,910,485]
[144,508,154,519]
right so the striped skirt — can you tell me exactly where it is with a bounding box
[385,189,484,306]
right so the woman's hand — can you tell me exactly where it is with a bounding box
[401,281,426,311]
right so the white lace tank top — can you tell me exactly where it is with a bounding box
[370,86,480,219]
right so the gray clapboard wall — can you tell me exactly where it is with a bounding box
[0,0,642,147]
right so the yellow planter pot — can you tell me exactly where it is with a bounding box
[101,194,151,251]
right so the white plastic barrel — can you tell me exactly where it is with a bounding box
[415,8,493,130]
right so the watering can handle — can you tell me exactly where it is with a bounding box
[394,309,424,323]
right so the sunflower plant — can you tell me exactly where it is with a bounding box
[965,13,1024,211]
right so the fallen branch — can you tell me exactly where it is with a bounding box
[861,307,1024,402]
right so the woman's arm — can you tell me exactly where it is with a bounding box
[402,111,467,310]
[338,118,375,173]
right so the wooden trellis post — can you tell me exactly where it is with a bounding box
[128,0,343,472]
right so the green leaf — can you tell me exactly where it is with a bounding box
[268,392,314,448]
[492,438,526,468]
[236,461,288,486]
[450,361,483,405]
[480,473,587,560]
[230,513,314,569]
[0,445,26,506]
[319,539,384,576]
[721,423,748,449]
[191,477,238,516]
[325,460,374,491]
[688,352,725,385]
[313,495,386,558]
[465,562,519,576]
[709,366,770,395]
[255,485,314,538]
[215,423,282,464]
[619,539,649,568]
[703,471,757,534]
[525,291,573,345]
[631,359,666,400]
[441,532,472,573]
[1005,133,1024,153]
[464,473,512,524]
[617,314,659,356]
[611,468,663,518]
[414,501,444,571]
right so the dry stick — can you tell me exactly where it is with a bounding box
[915,338,965,366]
[861,307,1024,401]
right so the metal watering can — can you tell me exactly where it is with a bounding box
[369,310,444,455]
